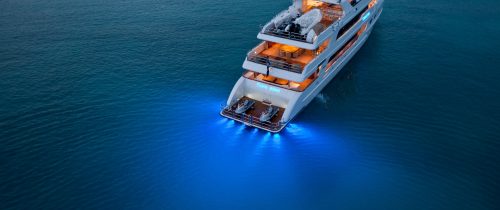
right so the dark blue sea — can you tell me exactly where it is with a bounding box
[1,0,500,209]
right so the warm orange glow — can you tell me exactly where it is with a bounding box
[255,42,314,65]
[369,0,377,8]
[243,70,317,92]
[306,0,323,7]
[303,0,324,11]
[280,45,300,53]
[318,38,331,54]
[289,82,300,89]
[262,75,276,82]
[275,78,289,85]
[357,24,368,35]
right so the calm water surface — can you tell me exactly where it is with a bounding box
[1,0,500,209]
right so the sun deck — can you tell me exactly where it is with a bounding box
[261,1,343,43]
[220,96,286,132]
[262,19,335,43]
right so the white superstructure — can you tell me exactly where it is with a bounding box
[221,0,384,132]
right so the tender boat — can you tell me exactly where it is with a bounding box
[221,0,384,132]
[259,106,279,122]
[235,99,255,114]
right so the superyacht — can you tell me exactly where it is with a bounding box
[221,0,384,132]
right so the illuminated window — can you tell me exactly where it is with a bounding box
[337,5,368,39]
[243,70,318,92]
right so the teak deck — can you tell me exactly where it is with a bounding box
[221,96,286,132]
[260,44,315,66]
[232,96,284,124]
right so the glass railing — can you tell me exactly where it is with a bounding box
[246,41,325,74]
[246,53,304,73]
[262,29,309,43]
[243,70,317,92]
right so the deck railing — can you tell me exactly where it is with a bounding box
[247,53,304,74]
[221,106,285,132]
[262,29,309,43]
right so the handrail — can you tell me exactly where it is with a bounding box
[261,20,337,44]
[221,106,285,131]
[262,29,309,43]
[247,53,303,73]
[243,70,314,92]
[247,41,266,55]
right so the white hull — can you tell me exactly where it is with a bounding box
[222,0,383,132]
[285,20,377,124]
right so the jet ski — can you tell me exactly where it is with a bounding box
[259,105,279,122]
[235,99,255,114]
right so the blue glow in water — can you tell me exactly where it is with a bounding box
[235,124,246,135]
[225,119,236,129]
[2,0,499,209]
[251,128,259,135]
[263,132,272,141]
[216,118,228,125]
[272,133,282,147]
[285,123,313,139]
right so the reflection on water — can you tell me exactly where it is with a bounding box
[207,101,352,165]
[1,0,499,209]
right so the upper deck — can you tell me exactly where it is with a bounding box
[247,0,378,81]
[246,41,328,74]
[258,0,344,49]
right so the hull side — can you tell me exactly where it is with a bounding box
[221,1,384,132]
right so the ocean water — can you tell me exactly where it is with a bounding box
[1,0,500,209]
